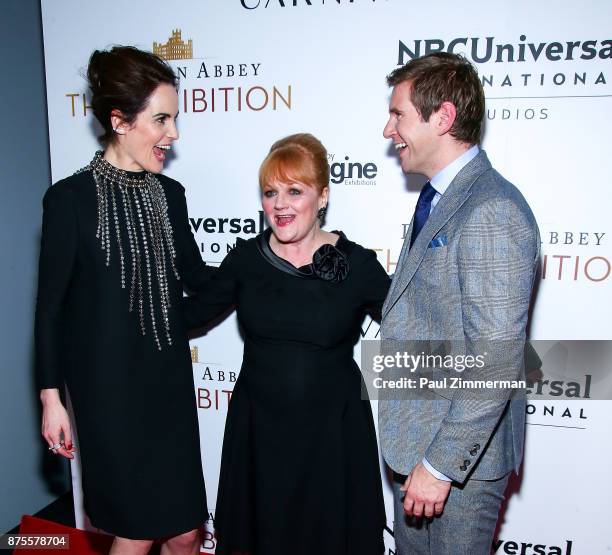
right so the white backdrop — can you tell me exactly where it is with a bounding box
[41,1,612,553]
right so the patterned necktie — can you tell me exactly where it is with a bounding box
[410,181,437,248]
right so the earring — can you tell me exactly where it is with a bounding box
[317,205,327,222]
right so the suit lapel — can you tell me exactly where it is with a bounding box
[382,151,493,320]
[382,219,414,315]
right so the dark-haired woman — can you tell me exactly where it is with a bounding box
[36,46,210,555]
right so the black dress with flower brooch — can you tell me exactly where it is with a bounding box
[183,228,391,555]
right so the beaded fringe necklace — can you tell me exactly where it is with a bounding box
[76,151,180,350]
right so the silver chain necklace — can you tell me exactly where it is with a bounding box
[75,151,180,350]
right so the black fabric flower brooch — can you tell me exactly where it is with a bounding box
[312,244,349,283]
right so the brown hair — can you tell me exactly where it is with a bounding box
[86,46,178,145]
[387,52,484,145]
[259,133,329,193]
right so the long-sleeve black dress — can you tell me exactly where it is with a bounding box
[35,166,211,539]
[184,229,391,555]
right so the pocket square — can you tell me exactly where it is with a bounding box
[428,235,448,248]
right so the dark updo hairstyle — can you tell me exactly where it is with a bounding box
[86,46,178,145]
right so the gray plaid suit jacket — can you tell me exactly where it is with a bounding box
[379,150,540,483]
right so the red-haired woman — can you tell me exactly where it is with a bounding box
[185,133,390,555]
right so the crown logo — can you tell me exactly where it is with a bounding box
[153,29,193,60]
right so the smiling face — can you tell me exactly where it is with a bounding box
[261,179,329,245]
[111,82,179,173]
[383,80,440,178]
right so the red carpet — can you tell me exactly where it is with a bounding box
[17,516,216,554]
[18,516,113,554]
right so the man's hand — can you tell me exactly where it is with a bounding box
[401,462,451,518]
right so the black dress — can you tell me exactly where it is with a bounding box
[184,229,391,555]
[35,168,211,539]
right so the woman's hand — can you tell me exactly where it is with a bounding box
[40,388,75,459]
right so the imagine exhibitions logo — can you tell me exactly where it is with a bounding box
[328,153,378,186]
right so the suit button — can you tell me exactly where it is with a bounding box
[470,449,478,456]
[473,444,480,450]
[460,465,467,471]
[464,459,471,467]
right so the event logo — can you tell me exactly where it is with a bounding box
[190,213,266,235]
[541,229,609,283]
[197,383,234,411]
[397,224,611,284]
[526,400,588,426]
[398,36,611,65]
[65,31,292,117]
[527,375,592,399]
[492,538,574,555]
[397,35,610,93]
[523,340,612,429]
[153,29,193,60]
[240,0,386,9]
[192,348,237,411]
[329,154,378,186]
[189,211,267,261]
[526,374,590,425]
[170,43,291,114]
[383,526,574,555]
[486,107,548,121]
[396,35,611,122]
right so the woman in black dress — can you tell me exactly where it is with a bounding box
[36,47,210,554]
[184,133,391,555]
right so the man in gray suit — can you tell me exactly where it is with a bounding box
[379,52,540,554]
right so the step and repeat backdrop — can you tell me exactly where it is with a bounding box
[41,1,611,553]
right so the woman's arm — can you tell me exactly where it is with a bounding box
[182,241,243,330]
[359,248,392,322]
[34,184,77,459]
[40,388,74,459]
[167,179,239,328]
[172,181,216,295]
